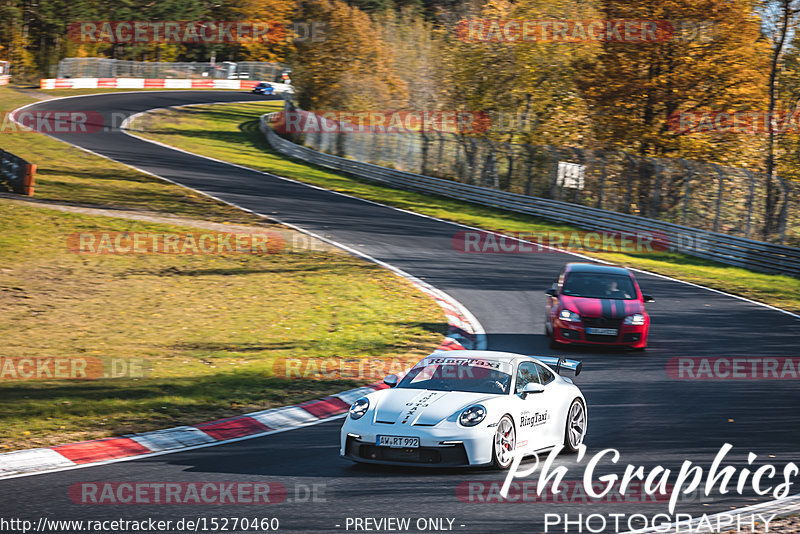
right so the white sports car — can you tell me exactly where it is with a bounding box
[340,350,587,469]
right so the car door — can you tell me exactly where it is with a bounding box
[532,363,561,448]
[513,362,558,452]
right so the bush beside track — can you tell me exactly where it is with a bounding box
[132,101,800,314]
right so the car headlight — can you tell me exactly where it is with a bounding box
[459,405,486,427]
[349,398,369,420]
[558,309,581,322]
[623,313,645,325]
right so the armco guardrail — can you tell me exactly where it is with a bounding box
[0,149,35,196]
[259,114,800,277]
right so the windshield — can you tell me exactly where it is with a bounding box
[562,272,637,300]
[396,357,512,394]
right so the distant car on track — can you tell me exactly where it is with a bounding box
[251,82,274,95]
[545,263,654,350]
[340,350,586,469]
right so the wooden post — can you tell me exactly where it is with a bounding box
[22,163,36,196]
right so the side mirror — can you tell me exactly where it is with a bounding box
[643,295,655,303]
[383,374,398,388]
[545,288,558,297]
[521,382,545,398]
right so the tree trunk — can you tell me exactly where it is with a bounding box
[765,0,793,239]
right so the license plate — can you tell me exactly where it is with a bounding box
[376,435,419,448]
[586,327,618,336]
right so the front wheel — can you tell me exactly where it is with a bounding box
[563,399,587,453]
[492,415,516,469]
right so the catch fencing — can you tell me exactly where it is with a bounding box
[56,58,283,82]
[275,105,797,247]
[259,108,800,277]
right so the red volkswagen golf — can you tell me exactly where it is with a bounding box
[545,263,654,350]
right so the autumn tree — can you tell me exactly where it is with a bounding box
[291,0,407,110]
[574,0,768,218]
[776,36,800,184]
[578,0,768,159]
[442,0,601,146]
[373,8,445,110]
[760,0,800,238]
[233,0,298,62]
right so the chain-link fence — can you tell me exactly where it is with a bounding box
[56,58,283,81]
[281,104,798,246]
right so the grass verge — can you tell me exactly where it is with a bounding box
[0,200,444,450]
[0,85,270,225]
[132,101,800,314]
[0,86,445,450]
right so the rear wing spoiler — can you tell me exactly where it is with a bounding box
[531,356,583,376]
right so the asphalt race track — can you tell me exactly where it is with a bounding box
[3,91,799,533]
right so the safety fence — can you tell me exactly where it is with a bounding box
[55,58,283,82]
[259,111,800,277]
[272,105,797,246]
[40,78,293,93]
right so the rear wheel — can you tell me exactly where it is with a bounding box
[492,415,516,469]
[563,399,587,453]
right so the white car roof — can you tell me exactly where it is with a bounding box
[426,349,533,364]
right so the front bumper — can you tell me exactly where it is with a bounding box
[553,318,648,348]
[340,423,493,467]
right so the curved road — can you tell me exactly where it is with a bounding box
[3,91,799,533]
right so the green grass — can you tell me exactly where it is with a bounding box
[0,200,444,450]
[132,101,800,314]
[0,85,273,226]
[0,86,446,450]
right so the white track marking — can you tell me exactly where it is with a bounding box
[0,414,346,481]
